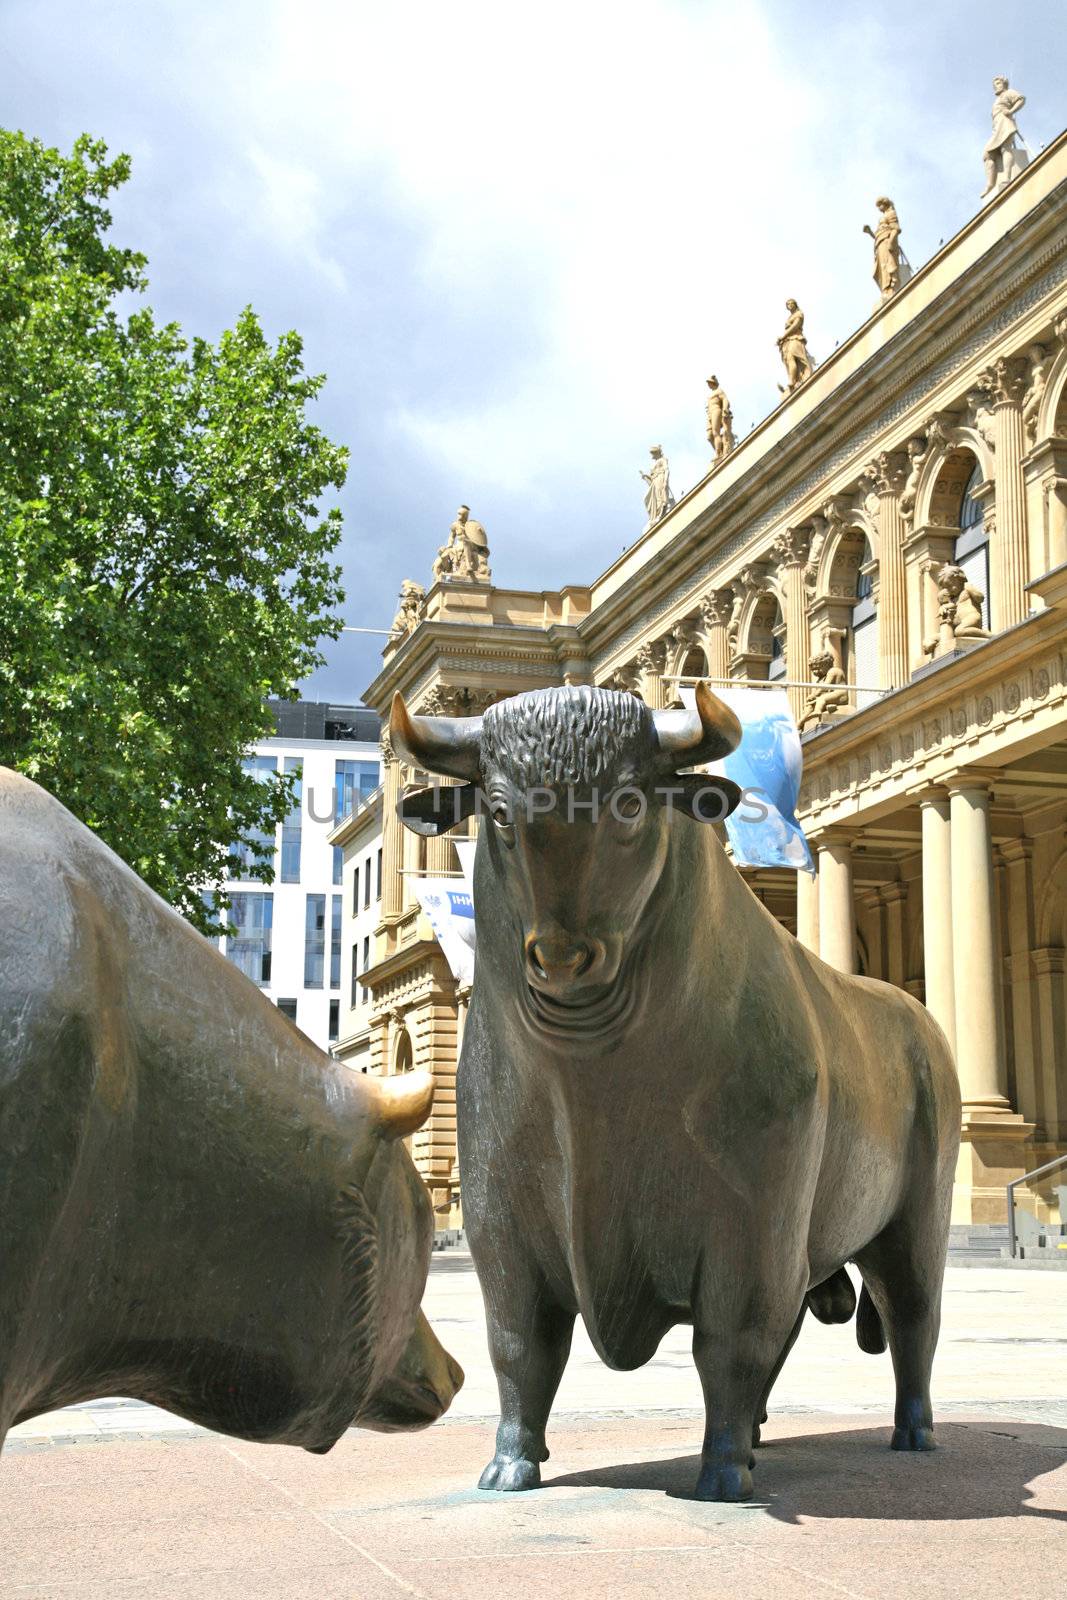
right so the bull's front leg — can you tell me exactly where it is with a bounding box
[692,1272,807,1503]
[476,1261,575,1492]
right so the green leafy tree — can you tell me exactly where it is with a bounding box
[0,131,348,930]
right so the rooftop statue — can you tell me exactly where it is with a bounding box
[433,505,491,585]
[981,76,1028,200]
[777,299,815,393]
[391,578,426,638]
[864,197,911,302]
[0,768,463,1452]
[391,683,960,1503]
[705,375,735,465]
[640,445,675,528]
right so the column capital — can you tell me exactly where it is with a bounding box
[862,449,909,497]
[810,826,855,856]
[908,782,950,806]
[770,526,811,570]
[981,354,1029,408]
[637,639,668,674]
[944,764,1001,796]
[700,587,735,628]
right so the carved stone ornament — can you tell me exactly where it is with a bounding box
[982,355,1029,409]
[1021,344,1051,443]
[641,446,675,528]
[797,647,849,733]
[771,527,811,571]
[924,563,990,658]
[899,436,928,522]
[391,578,426,638]
[386,684,961,1502]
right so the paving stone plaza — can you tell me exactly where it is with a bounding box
[3,1252,1065,1598]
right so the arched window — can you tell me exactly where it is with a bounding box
[768,625,786,682]
[954,463,990,629]
[681,644,709,679]
[852,539,878,709]
[394,1028,413,1074]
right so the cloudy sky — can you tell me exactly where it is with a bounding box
[6,1,1062,701]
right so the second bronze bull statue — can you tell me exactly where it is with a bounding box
[392,682,961,1503]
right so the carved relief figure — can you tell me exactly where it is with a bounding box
[863,197,910,301]
[981,77,1028,200]
[925,563,990,657]
[641,446,675,527]
[1022,344,1051,444]
[391,579,426,638]
[777,300,814,393]
[797,647,849,732]
[705,375,735,463]
[899,435,928,522]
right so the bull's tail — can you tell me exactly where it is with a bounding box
[806,1268,887,1355]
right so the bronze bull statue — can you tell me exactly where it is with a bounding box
[0,767,462,1453]
[392,683,960,1503]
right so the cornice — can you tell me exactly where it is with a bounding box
[587,190,1067,673]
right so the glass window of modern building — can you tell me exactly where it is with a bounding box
[334,758,380,822]
[277,997,297,1022]
[332,844,343,886]
[955,463,990,629]
[329,998,340,1044]
[364,858,372,909]
[362,935,371,1005]
[227,892,273,985]
[376,847,383,901]
[233,755,278,880]
[304,893,326,988]
[330,894,342,989]
[280,757,303,884]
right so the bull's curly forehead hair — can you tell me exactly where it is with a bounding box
[480,686,655,789]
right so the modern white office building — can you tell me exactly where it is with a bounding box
[330,785,385,1073]
[216,700,381,1052]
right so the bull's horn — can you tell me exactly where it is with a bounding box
[653,680,741,768]
[375,1070,435,1141]
[390,691,483,781]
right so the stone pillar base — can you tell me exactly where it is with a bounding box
[951,1109,1036,1224]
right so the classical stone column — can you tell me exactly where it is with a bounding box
[771,526,812,721]
[699,588,736,683]
[379,733,404,922]
[986,356,1030,629]
[948,775,1009,1112]
[637,640,669,709]
[919,790,955,1060]
[864,451,909,690]
[426,777,459,876]
[817,832,856,974]
[795,866,819,953]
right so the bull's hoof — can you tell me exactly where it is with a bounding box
[695,1462,753,1502]
[891,1424,936,1452]
[478,1455,542,1491]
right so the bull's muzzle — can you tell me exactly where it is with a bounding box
[525,930,608,995]
[357,1311,464,1433]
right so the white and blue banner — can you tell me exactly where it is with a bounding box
[680,685,814,873]
[414,879,477,984]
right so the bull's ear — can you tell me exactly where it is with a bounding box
[397,783,480,836]
[663,774,742,823]
[374,1070,435,1141]
[390,691,482,781]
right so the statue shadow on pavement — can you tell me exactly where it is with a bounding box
[543,1421,1067,1524]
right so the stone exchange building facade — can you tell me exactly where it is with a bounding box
[344,132,1067,1232]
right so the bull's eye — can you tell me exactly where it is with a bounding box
[614,789,645,821]
[490,802,515,846]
